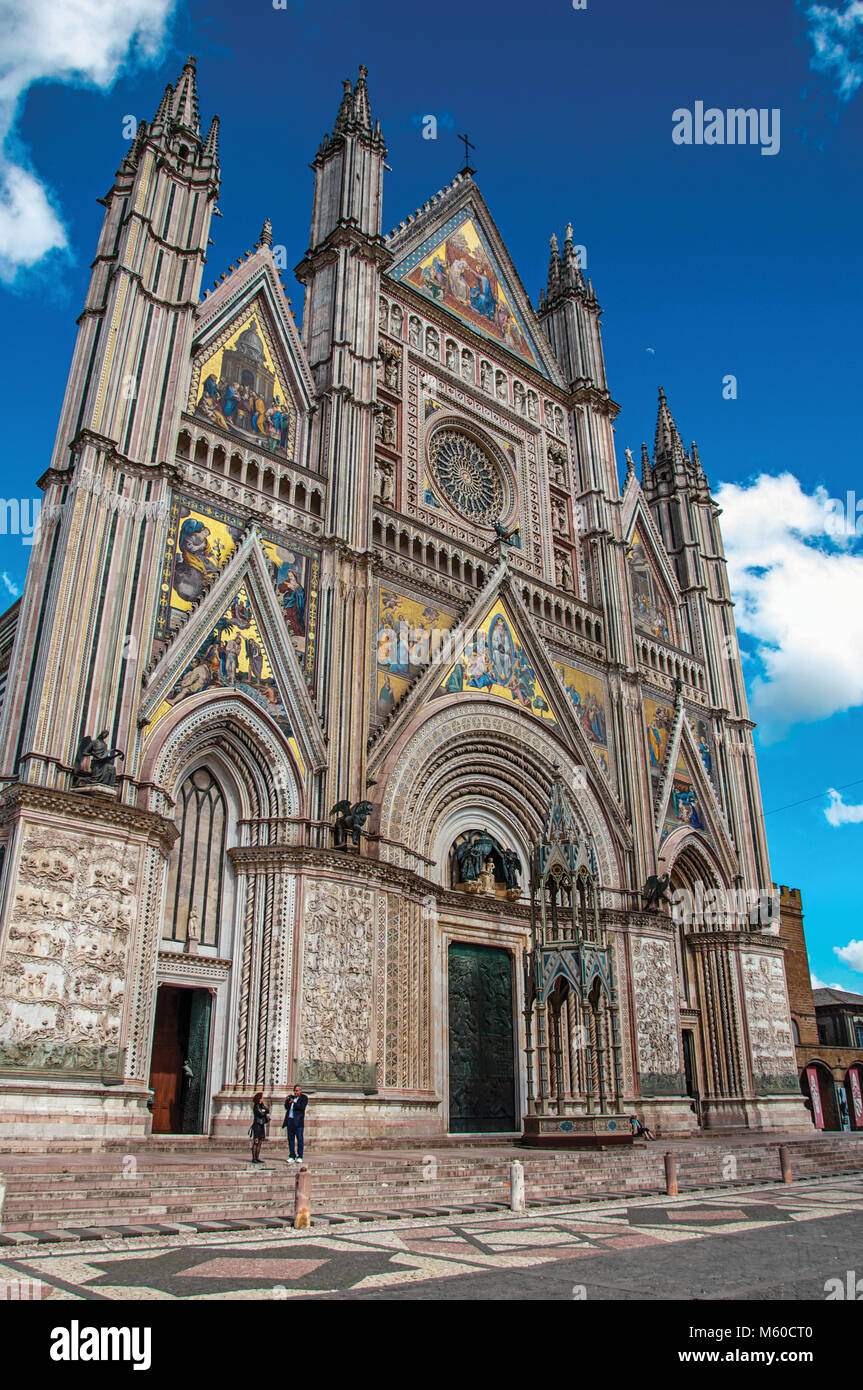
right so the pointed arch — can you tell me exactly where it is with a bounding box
[375,700,621,891]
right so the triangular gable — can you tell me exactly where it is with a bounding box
[188,248,315,459]
[626,505,682,645]
[652,711,736,873]
[155,492,320,692]
[368,562,631,849]
[386,182,557,380]
[140,529,327,779]
[434,595,557,721]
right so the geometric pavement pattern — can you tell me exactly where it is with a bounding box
[1,1178,861,1300]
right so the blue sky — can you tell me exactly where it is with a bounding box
[1,0,862,986]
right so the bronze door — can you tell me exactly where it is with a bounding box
[448,942,516,1133]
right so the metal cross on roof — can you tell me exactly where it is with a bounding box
[458,132,475,172]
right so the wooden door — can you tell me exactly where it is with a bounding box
[148,986,188,1134]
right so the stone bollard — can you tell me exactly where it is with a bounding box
[779,1144,793,1184]
[294,1164,311,1229]
[510,1159,525,1213]
[0,1172,5,1232]
[664,1152,678,1197]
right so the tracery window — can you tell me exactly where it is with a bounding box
[165,768,227,947]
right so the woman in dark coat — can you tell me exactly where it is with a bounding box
[249,1091,270,1164]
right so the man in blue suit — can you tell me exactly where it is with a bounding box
[282,1085,308,1162]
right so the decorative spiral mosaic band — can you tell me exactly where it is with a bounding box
[430,429,504,524]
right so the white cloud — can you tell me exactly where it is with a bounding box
[800,1,863,101]
[835,940,863,972]
[0,0,176,281]
[715,472,863,739]
[825,788,863,826]
[0,571,19,597]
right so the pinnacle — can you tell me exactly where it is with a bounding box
[203,113,220,163]
[259,216,273,248]
[653,385,686,465]
[171,54,201,137]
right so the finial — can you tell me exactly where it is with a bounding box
[550,232,559,253]
[625,446,635,474]
[259,216,273,247]
[564,222,573,243]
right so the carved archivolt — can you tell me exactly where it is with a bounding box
[378,702,619,888]
[146,697,301,819]
[0,827,140,1069]
[630,934,681,1076]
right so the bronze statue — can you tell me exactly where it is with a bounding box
[642,872,671,910]
[331,799,373,848]
[73,730,124,788]
[502,848,522,890]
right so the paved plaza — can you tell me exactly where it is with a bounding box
[2,1175,861,1301]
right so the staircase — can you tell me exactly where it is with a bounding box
[1,1133,861,1239]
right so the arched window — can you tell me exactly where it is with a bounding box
[165,769,227,947]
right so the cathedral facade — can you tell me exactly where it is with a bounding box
[0,60,806,1144]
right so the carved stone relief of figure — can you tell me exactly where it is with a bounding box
[461,349,474,381]
[408,316,421,348]
[496,372,508,401]
[389,304,403,337]
[425,330,439,361]
[527,393,538,421]
[630,935,681,1077]
[480,361,492,391]
[0,827,138,1073]
[555,552,573,591]
[445,341,458,372]
[374,459,394,505]
[380,405,396,446]
[513,382,526,414]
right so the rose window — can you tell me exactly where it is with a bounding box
[429,429,504,524]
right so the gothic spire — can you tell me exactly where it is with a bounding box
[151,82,174,131]
[353,63,372,131]
[561,221,585,292]
[258,216,273,248]
[203,113,220,163]
[334,77,354,134]
[171,55,201,137]
[640,441,653,488]
[547,232,562,297]
[653,386,688,471]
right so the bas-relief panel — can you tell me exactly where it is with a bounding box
[629,527,672,641]
[190,311,296,459]
[157,494,320,687]
[741,953,796,1079]
[389,209,547,374]
[555,660,610,777]
[299,882,376,1065]
[374,584,457,723]
[0,829,139,1073]
[435,599,556,722]
[630,934,681,1078]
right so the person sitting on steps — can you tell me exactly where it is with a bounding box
[630,1113,655,1140]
